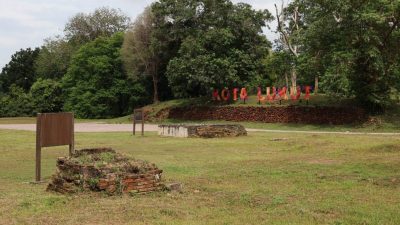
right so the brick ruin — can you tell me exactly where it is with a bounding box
[155,106,367,125]
[158,124,247,138]
[47,148,164,195]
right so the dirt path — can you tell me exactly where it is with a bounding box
[0,123,158,133]
[0,123,399,136]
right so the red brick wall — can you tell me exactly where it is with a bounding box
[97,169,163,194]
[160,106,366,125]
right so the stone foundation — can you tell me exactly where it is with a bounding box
[158,124,247,138]
[47,148,164,195]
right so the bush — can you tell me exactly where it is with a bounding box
[0,85,34,117]
[62,33,150,118]
[30,78,64,114]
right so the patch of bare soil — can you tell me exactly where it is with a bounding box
[372,177,400,188]
[308,159,341,165]
[369,144,400,153]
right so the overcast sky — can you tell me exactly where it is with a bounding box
[0,0,279,69]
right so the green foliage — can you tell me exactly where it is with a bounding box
[152,0,273,98]
[297,0,400,111]
[122,7,164,103]
[0,85,33,117]
[62,33,150,118]
[0,48,40,92]
[264,51,293,87]
[30,78,64,114]
[35,37,76,80]
[64,7,131,45]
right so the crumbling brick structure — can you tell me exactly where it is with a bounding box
[156,106,366,125]
[47,148,164,195]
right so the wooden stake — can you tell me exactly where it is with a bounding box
[133,114,136,136]
[35,114,42,182]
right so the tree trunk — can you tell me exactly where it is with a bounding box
[291,67,297,88]
[152,64,159,103]
[314,76,319,94]
[285,72,289,88]
[152,75,159,103]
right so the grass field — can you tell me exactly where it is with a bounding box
[0,129,399,224]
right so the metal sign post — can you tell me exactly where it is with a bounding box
[36,112,74,182]
[133,109,144,136]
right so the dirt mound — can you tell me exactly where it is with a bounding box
[47,148,164,195]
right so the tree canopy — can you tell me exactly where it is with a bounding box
[62,33,148,118]
[35,37,76,80]
[0,48,40,92]
[64,7,131,45]
[151,0,273,97]
[122,7,162,103]
[287,0,400,110]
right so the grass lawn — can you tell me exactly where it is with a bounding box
[0,129,399,224]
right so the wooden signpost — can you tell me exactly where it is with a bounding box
[36,112,74,182]
[133,109,144,136]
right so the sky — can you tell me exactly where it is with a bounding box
[0,0,279,69]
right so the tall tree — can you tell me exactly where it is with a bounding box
[35,37,76,80]
[122,7,161,103]
[0,48,40,92]
[64,7,131,45]
[62,33,149,118]
[274,0,304,88]
[298,0,400,110]
[152,0,273,97]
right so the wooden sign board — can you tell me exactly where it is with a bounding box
[132,109,144,136]
[36,112,74,182]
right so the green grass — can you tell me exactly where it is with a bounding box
[0,117,36,124]
[0,129,400,224]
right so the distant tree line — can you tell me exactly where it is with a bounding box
[0,0,399,118]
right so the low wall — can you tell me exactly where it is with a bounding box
[157,106,366,125]
[158,124,247,138]
[158,125,189,137]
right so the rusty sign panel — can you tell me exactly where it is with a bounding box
[133,109,144,136]
[37,113,74,147]
[134,109,144,121]
[36,112,74,182]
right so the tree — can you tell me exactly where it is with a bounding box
[62,33,149,118]
[35,37,76,80]
[122,7,161,103]
[298,0,400,111]
[0,48,40,92]
[274,0,304,89]
[264,51,293,87]
[152,0,273,97]
[65,7,131,45]
[30,78,64,113]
